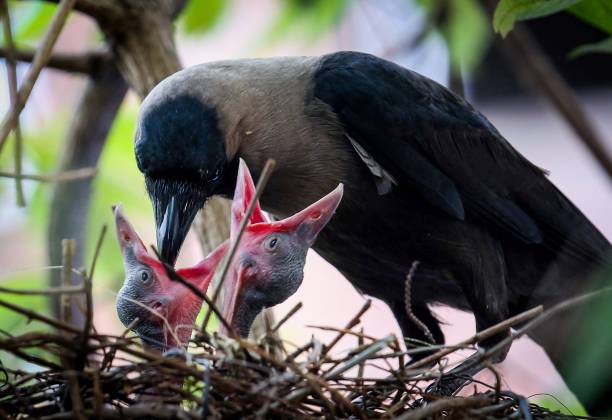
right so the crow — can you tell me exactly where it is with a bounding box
[134,51,611,412]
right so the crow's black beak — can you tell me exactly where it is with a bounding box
[157,195,201,266]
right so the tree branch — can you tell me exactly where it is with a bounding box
[0,0,77,153]
[0,167,97,182]
[32,0,123,23]
[1,0,26,206]
[48,63,127,323]
[500,25,612,179]
[0,47,110,74]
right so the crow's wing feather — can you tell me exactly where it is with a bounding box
[313,52,609,264]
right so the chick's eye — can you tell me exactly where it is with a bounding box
[139,270,151,284]
[265,237,279,251]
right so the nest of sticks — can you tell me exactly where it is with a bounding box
[0,261,589,419]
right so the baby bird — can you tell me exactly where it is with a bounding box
[115,160,343,349]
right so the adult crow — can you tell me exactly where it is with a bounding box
[134,51,611,412]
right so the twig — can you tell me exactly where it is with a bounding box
[408,304,543,370]
[0,167,97,182]
[271,302,302,333]
[471,286,612,370]
[0,298,81,333]
[65,370,85,420]
[502,23,612,179]
[322,299,372,357]
[0,0,78,153]
[0,285,83,295]
[404,261,435,344]
[88,225,107,282]
[280,335,395,406]
[78,225,107,368]
[1,0,25,207]
[201,159,276,333]
[0,47,110,74]
[356,328,365,390]
[60,239,76,327]
[150,246,234,334]
[397,395,489,420]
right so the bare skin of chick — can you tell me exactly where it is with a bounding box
[115,160,343,349]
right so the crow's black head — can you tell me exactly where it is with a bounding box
[135,94,229,265]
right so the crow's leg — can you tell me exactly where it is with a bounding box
[422,230,513,397]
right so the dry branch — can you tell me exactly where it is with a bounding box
[0,47,110,74]
[202,159,277,333]
[0,282,584,419]
[1,0,26,206]
[0,0,77,152]
[0,167,97,182]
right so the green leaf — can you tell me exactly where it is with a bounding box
[179,0,228,35]
[569,36,612,58]
[493,0,583,37]
[263,0,348,45]
[9,2,56,43]
[568,0,612,35]
[444,0,491,73]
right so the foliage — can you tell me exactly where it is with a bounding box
[567,0,612,34]
[569,36,612,58]
[492,0,612,58]
[263,0,348,44]
[492,0,582,37]
[3,1,55,43]
[418,0,491,75]
[179,0,229,35]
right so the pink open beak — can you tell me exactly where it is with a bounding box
[273,183,344,245]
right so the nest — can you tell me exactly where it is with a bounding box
[0,194,598,418]
[0,289,584,419]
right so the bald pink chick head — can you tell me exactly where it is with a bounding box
[114,204,224,350]
[221,159,344,337]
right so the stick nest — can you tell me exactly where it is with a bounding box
[0,298,583,419]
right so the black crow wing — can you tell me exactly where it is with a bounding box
[313,52,609,263]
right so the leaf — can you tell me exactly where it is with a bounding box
[444,0,491,73]
[569,36,612,58]
[568,0,612,35]
[263,0,348,45]
[179,0,228,35]
[493,0,583,37]
[9,2,55,43]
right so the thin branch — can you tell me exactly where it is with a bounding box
[0,0,78,153]
[0,47,110,74]
[60,239,76,327]
[149,246,234,334]
[271,302,303,333]
[397,395,489,420]
[503,24,612,179]
[201,159,277,333]
[78,225,107,369]
[1,0,26,206]
[0,285,83,295]
[24,0,123,24]
[0,298,81,333]
[322,299,372,357]
[0,167,97,182]
[472,286,612,370]
[407,304,543,370]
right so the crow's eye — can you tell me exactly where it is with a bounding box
[265,237,279,251]
[139,270,152,284]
